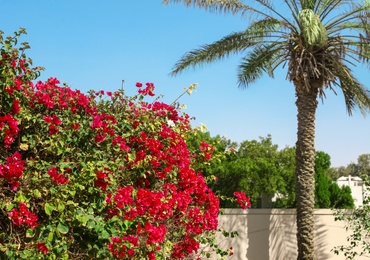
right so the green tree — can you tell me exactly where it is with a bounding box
[357,154,370,176]
[162,1,370,258]
[271,146,297,208]
[314,151,331,208]
[329,154,370,180]
[329,183,354,209]
[206,135,296,208]
[314,172,331,208]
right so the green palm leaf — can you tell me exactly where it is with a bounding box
[169,17,283,75]
[238,43,284,87]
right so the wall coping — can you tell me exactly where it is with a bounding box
[220,208,353,216]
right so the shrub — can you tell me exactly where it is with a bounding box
[0,29,244,259]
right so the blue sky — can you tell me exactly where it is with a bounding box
[1,0,369,167]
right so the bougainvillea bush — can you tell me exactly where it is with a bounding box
[0,30,249,259]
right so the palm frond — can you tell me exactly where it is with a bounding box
[169,17,284,75]
[325,1,370,31]
[254,0,298,32]
[237,43,284,88]
[162,0,267,18]
[300,0,316,10]
[342,36,370,63]
[165,0,370,118]
[316,0,345,21]
[332,62,370,116]
[284,0,300,26]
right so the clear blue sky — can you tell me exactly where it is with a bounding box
[1,0,369,167]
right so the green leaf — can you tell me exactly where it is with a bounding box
[48,232,54,242]
[15,193,27,202]
[57,223,69,234]
[44,203,55,216]
[33,189,41,198]
[76,215,87,226]
[87,219,95,229]
[122,220,131,229]
[7,203,15,211]
[57,203,65,212]
[100,230,110,239]
[22,250,32,257]
[26,228,35,238]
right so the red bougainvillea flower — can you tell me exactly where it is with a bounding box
[94,169,111,191]
[0,114,19,147]
[0,151,24,191]
[200,141,214,161]
[147,251,156,260]
[233,191,251,210]
[71,122,80,130]
[137,82,155,96]
[8,202,38,229]
[107,236,136,259]
[36,242,49,254]
[114,186,134,208]
[47,167,69,185]
[11,99,21,114]
[144,222,166,245]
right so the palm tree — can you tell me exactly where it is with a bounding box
[162,0,370,259]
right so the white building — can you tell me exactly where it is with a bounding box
[336,175,364,207]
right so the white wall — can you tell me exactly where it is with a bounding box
[204,209,369,260]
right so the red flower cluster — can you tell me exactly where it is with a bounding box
[200,141,214,161]
[171,235,200,259]
[5,75,24,95]
[0,114,19,148]
[30,78,92,112]
[43,114,62,135]
[0,151,24,190]
[113,186,134,208]
[234,191,251,210]
[95,169,112,191]
[47,167,69,185]
[90,113,117,143]
[8,203,38,229]
[36,242,49,254]
[144,222,167,245]
[136,82,155,96]
[107,236,135,259]
[103,101,220,257]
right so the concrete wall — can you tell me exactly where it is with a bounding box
[205,209,369,260]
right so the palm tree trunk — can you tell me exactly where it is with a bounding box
[295,81,319,260]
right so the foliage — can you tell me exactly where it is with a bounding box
[0,29,247,260]
[329,184,355,209]
[314,151,331,208]
[198,137,354,209]
[330,154,370,180]
[199,135,296,208]
[314,172,331,208]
